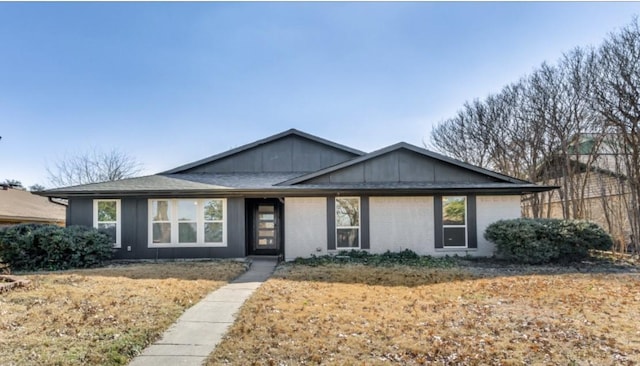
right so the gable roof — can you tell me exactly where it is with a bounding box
[278,142,531,186]
[38,131,556,198]
[0,187,66,224]
[161,128,365,175]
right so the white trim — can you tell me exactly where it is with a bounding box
[148,198,227,248]
[335,196,361,249]
[442,196,467,248]
[93,199,121,248]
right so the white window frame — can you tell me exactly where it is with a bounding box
[148,198,227,248]
[442,196,467,248]
[93,199,121,248]
[335,196,361,249]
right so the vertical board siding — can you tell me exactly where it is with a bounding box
[182,135,358,174]
[434,196,443,249]
[326,197,336,250]
[360,196,370,249]
[68,198,93,227]
[227,197,246,257]
[467,196,477,248]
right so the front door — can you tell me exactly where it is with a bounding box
[248,199,282,255]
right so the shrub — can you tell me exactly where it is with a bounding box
[484,218,613,264]
[0,224,113,271]
[292,249,456,268]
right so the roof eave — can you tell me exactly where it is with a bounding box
[37,184,558,199]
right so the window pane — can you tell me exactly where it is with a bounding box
[204,200,223,221]
[205,222,223,243]
[98,223,116,243]
[443,227,466,247]
[98,201,117,222]
[177,200,197,222]
[258,205,274,213]
[259,213,274,221]
[336,198,359,227]
[259,221,275,229]
[152,201,171,222]
[337,228,359,248]
[443,196,466,225]
[153,223,171,243]
[178,223,197,243]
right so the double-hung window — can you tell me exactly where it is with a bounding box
[442,196,467,247]
[93,199,121,248]
[335,197,360,248]
[149,199,226,247]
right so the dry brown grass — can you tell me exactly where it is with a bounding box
[208,263,640,365]
[0,260,246,366]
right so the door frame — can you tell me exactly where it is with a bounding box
[245,198,284,256]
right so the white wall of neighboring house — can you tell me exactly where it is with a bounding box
[476,195,522,256]
[284,197,327,261]
[369,196,435,255]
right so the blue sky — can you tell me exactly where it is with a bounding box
[2,2,640,188]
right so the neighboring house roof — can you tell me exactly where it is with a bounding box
[38,129,556,198]
[0,187,66,224]
[161,128,365,174]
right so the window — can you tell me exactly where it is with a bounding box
[442,196,467,247]
[149,199,226,247]
[93,199,121,248]
[335,197,360,248]
[177,200,197,243]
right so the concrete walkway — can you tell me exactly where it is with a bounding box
[128,258,278,366]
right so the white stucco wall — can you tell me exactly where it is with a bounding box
[283,195,522,260]
[369,196,435,255]
[284,197,327,261]
[475,195,522,256]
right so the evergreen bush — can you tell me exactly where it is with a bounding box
[0,224,113,271]
[484,218,613,264]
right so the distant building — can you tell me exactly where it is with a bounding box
[524,134,631,249]
[0,186,66,226]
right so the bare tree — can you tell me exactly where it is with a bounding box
[47,148,143,187]
[591,17,640,252]
[28,184,46,192]
[2,179,23,188]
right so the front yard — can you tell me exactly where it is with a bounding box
[209,261,640,365]
[0,260,246,366]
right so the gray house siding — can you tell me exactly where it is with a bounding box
[67,196,247,260]
[307,149,501,184]
[179,135,358,174]
[67,198,93,227]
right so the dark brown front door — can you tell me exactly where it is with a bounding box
[248,199,282,255]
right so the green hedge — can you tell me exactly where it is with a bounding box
[0,224,113,271]
[484,218,613,264]
[292,249,457,268]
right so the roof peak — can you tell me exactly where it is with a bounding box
[160,128,365,175]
